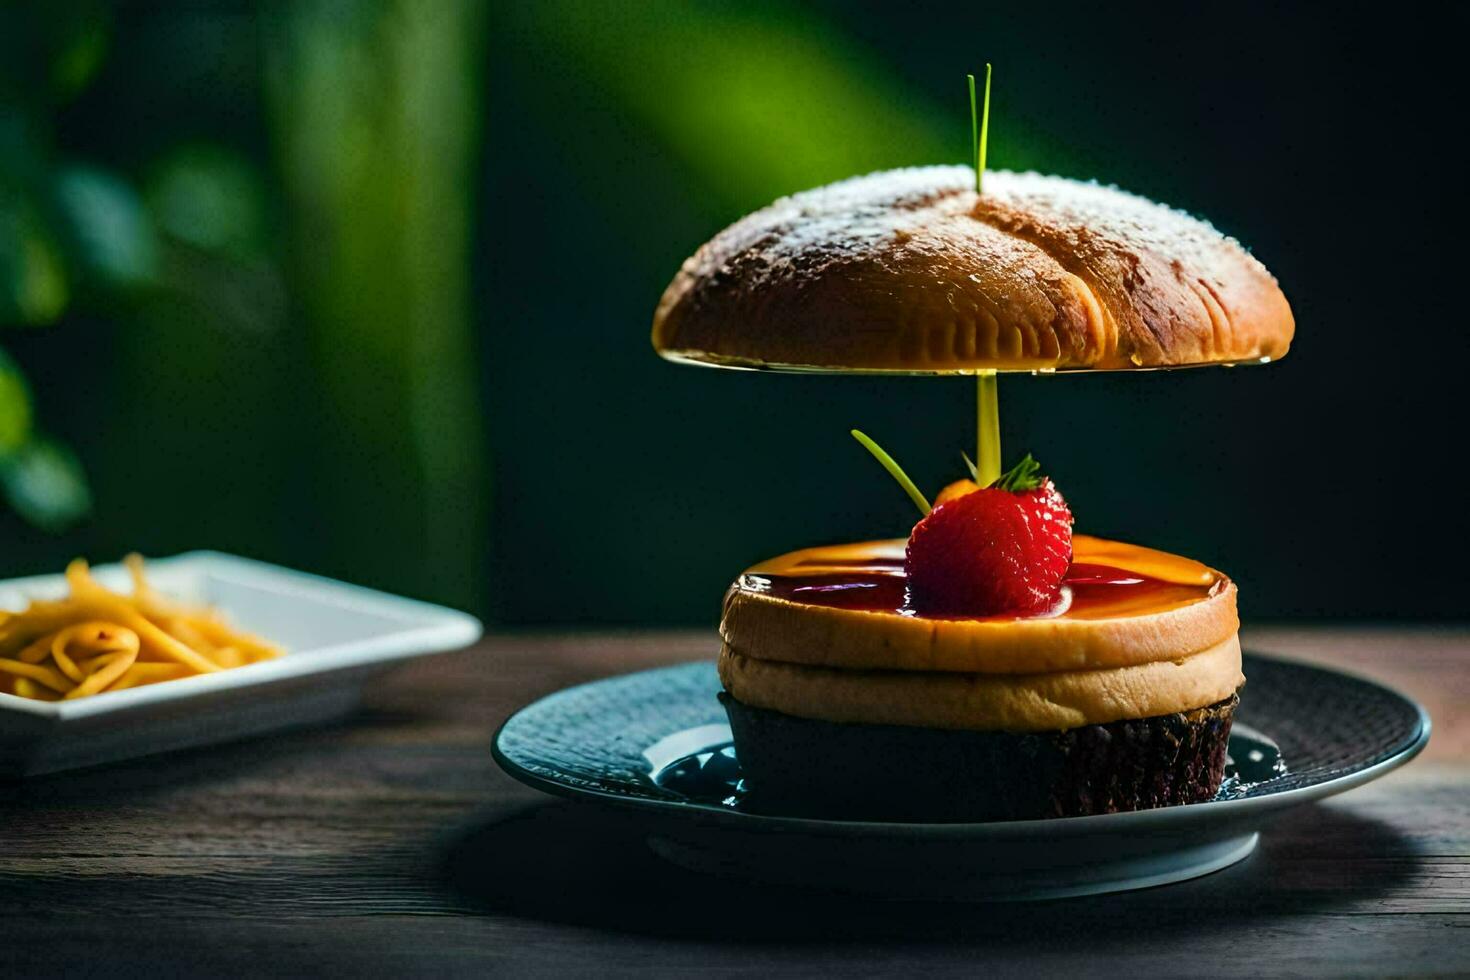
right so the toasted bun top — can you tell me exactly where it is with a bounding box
[653,167,1293,373]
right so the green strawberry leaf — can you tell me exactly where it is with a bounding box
[993,453,1044,492]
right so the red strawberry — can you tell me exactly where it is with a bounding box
[905,455,1073,616]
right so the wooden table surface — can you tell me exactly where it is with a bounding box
[1,626,1465,977]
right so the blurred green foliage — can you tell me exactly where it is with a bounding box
[1,3,285,535]
[1,0,487,612]
[147,146,267,258]
[1,2,121,530]
[506,0,1066,218]
[520,1,953,206]
[263,0,487,607]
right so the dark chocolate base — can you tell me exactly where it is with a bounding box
[721,692,1238,822]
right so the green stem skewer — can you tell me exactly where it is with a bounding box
[968,64,992,194]
[850,430,931,516]
[968,73,978,191]
[970,66,999,484]
[976,370,1000,486]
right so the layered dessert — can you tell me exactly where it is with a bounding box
[720,522,1241,820]
[651,163,1292,821]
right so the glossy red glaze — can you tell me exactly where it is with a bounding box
[738,561,1214,622]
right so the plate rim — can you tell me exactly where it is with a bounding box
[492,650,1432,838]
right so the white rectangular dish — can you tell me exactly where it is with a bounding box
[0,551,482,778]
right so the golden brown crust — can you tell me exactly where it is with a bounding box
[724,536,1239,674]
[718,635,1244,732]
[653,167,1293,373]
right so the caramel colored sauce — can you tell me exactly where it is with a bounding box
[738,535,1221,622]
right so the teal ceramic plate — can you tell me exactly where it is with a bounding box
[493,652,1428,900]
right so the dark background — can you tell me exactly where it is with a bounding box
[2,1,1464,624]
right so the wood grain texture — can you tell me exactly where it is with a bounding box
[0,627,1465,977]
